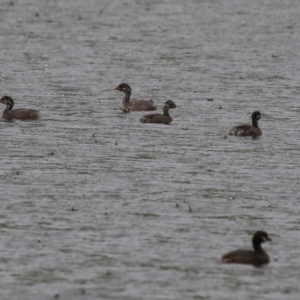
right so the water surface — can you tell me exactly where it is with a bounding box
[1,0,300,299]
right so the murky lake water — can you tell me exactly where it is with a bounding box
[1,0,300,299]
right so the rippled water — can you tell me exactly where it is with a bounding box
[1,0,300,299]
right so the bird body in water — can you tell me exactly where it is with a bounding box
[229,111,262,137]
[222,231,271,267]
[0,96,40,121]
[115,83,156,113]
[140,100,177,124]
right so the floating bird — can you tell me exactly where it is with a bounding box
[140,100,177,124]
[222,231,271,267]
[229,111,262,137]
[115,83,156,113]
[0,96,40,120]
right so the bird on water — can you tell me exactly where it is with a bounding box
[139,100,177,124]
[229,111,262,137]
[221,231,271,267]
[115,83,156,113]
[0,96,40,121]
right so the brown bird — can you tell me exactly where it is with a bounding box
[222,231,271,267]
[0,96,40,121]
[115,83,156,113]
[140,100,177,124]
[229,111,262,137]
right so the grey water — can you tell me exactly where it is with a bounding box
[0,0,300,299]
